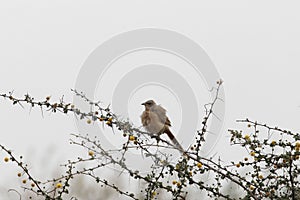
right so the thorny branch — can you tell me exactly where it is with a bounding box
[0,80,299,199]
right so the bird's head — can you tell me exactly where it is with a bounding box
[141,100,156,110]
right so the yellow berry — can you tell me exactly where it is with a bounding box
[247,124,251,128]
[271,140,276,146]
[160,160,166,164]
[17,173,22,177]
[22,179,27,184]
[71,105,75,109]
[258,175,263,179]
[176,182,181,187]
[129,135,135,141]
[4,157,9,162]
[296,142,300,148]
[244,157,248,161]
[31,183,35,187]
[46,96,51,101]
[271,189,275,193]
[88,151,94,157]
[56,183,62,188]
[249,185,255,190]
[108,117,113,122]
[236,163,241,168]
[244,134,250,140]
[172,180,177,185]
[296,147,300,152]
[197,162,203,168]
[152,191,157,196]
[250,151,255,157]
[87,119,92,124]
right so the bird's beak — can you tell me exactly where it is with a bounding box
[141,102,145,105]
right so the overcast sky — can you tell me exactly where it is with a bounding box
[0,1,300,199]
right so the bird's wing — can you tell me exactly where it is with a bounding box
[141,111,150,126]
[151,105,171,127]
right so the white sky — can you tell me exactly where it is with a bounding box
[0,1,300,199]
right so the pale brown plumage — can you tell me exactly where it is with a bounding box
[141,100,184,152]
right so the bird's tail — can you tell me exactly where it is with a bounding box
[164,128,185,153]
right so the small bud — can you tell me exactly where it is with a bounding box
[217,79,223,84]
[99,117,104,121]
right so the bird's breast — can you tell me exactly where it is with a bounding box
[141,111,165,134]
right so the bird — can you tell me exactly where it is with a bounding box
[141,100,184,152]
